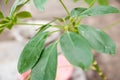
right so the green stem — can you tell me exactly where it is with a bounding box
[89,0,96,8]
[91,60,108,80]
[59,0,70,15]
[63,18,67,25]
[50,30,60,34]
[15,19,57,26]
[103,19,120,31]
[52,25,65,29]
[16,22,44,26]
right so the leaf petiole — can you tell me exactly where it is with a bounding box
[91,60,108,80]
[103,19,120,31]
[16,22,44,26]
[89,0,97,8]
[50,30,60,34]
[59,0,70,15]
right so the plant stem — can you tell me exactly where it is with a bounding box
[50,30,60,34]
[89,0,96,8]
[16,19,57,26]
[63,18,67,25]
[59,0,70,15]
[103,19,120,31]
[91,60,108,80]
[16,22,44,26]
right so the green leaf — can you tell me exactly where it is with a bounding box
[6,20,14,29]
[0,29,4,33]
[0,25,4,33]
[60,32,93,70]
[17,31,49,73]
[0,23,6,28]
[31,42,57,80]
[10,0,29,17]
[71,7,87,17]
[78,25,116,54]
[71,6,120,17]
[97,0,108,5]
[72,0,79,2]
[33,0,48,11]
[84,0,94,5]
[0,18,10,29]
[38,24,51,32]
[15,11,32,19]
[80,6,120,17]
[0,17,15,29]
[5,0,9,4]
[0,11,4,19]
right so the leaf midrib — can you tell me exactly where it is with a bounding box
[43,43,57,80]
[21,32,48,71]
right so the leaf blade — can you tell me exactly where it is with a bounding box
[17,31,49,73]
[31,42,57,80]
[84,0,94,5]
[38,24,51,33]
[97,0,108,5]
[0,11,4,19]
[5,0,9,4]
[71,7,87,17]
[78,25,116,54]
[33,0,48,11]
[72,0,79,2]
[15,11,32,19]
[60,32,93,70]
[10,0,29,17]
[71,6,120,17]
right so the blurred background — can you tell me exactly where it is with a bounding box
[0,0,120,80]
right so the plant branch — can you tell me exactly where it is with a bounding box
[91,60,108,80]
[59,0,70,15]
[89,0,96,8]
[15,19,57,26]
[16,22,44,26]
[103,19,120,31]
[50,30,60,34]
